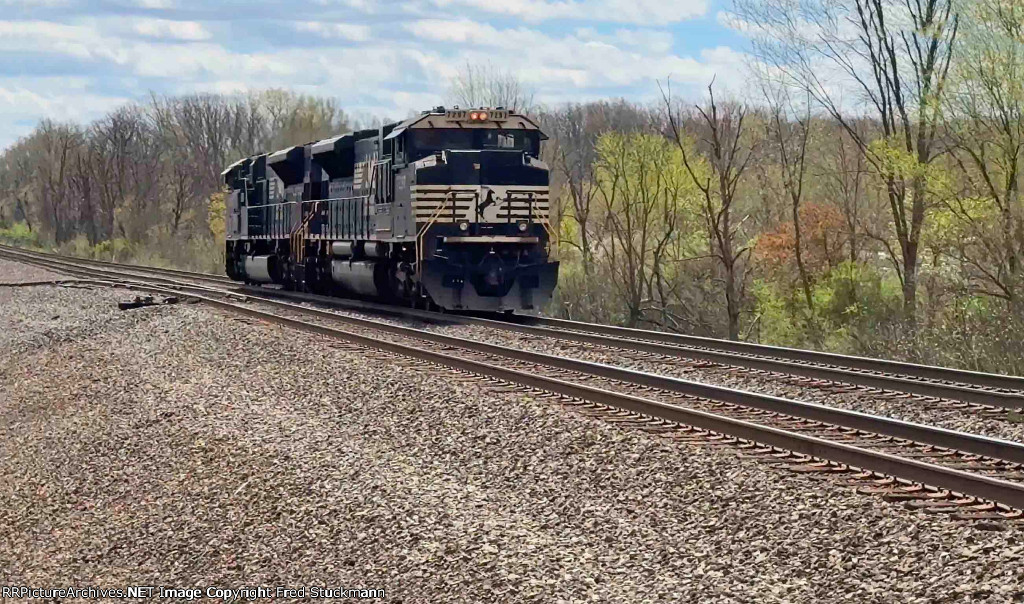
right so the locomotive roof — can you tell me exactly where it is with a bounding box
[220,156,250,177]
[384,108,546,141]
[223,108,545,178]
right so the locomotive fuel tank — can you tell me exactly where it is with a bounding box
[330,259,388,297]
[243,255,282,284]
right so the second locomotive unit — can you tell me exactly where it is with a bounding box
[221,107,558,312]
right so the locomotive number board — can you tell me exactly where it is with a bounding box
[445,109,510,122]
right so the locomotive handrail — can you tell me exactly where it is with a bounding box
[244,200,300,209]
[373,158,392,205]
[290,153,383,265]
[290,198,322,265]
[497,187,555,242]
[414,189,480,281]
[497,190,558,244]
[415,190,455,282]
[244,196,371,210]
[497,190,537,224]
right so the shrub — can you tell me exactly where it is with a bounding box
[0,222,42,249]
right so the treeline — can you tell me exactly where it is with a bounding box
[476,0,1024,373]
[0,90,352,269]
[2,0,1023,373]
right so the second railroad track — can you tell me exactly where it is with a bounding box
[4,245,1024,519]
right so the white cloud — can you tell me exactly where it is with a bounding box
[0,82,126,123]
[0,4,749,149]
[133,18,211,41]
[404,18,744,91]
[574,27,674,54]
[0,15,741,95]
[293,21,372,42]
[426,0,708,24]
[392,90,445,110]
[189,79,254,94]
[715,11,751,33]
[312,0,378,9]
[0,14,742,110]
[404,18,538,47]
[0,76,130,147]
[0,21,126,63]
[134,0,177,8]
[718,8,882,112]
[0,0,68,5]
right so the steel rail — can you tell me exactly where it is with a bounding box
[470,317,1024,408]
[7,258,1024,510]
[516,315,1024,393]
[0,246,238,298]
[157,293,1024,464]
[4,244,1023,407]
[7,247,1024,468]
[0,243,232,286]
[200,297,1024,511]
[221,288,1024,409]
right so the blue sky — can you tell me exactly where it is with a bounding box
[1,0,750,149]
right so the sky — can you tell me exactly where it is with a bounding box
[0,0,752,150]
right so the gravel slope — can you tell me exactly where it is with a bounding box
[310,307,1024,444]
[1,276,1022,602]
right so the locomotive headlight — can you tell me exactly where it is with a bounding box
[517,221,528,232]
[458,221,470,231]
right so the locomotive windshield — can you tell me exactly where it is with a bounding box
[408,129,540,161]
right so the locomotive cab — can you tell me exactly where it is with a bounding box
[387,110,555,311]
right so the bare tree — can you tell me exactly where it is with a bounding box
[593,131,693,327]
[445,62,536,112]
[663,81,757,340]
[257,89,349,150]
[29,121,83,244]
[762,83,815,313]
[88,105,161,241]
[542,100,653,275]
[817,120,869,266]
[0,143,36,232]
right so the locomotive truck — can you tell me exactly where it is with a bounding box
[222,107,558,312]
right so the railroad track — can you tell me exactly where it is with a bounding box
[3,243,1021,410]
[4,245,1024,520]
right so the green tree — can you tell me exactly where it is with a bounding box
[591,131,704,328]
[946,0,1024,304]
[735,0,961,326]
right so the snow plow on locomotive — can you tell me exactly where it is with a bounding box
[222,107,558,312]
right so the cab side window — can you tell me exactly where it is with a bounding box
[394,135,406,165]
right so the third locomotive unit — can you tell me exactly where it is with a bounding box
[222,107,558,312]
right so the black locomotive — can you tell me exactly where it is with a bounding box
[222,107,558,312]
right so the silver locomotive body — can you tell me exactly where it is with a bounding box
[222,107,558,312]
